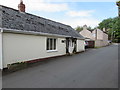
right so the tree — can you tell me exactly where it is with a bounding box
[98,17,120,43]
[75,26,83,32]
[111,17,120,42]
[98,18,113,30]
[87,26,93,31]
[75,26,93,32]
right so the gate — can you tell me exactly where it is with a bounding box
[87,41,95,48]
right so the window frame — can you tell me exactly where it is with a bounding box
[46,37,57,52]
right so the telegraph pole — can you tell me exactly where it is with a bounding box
[116,1,120,17]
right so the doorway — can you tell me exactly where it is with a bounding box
[66,37,77,54]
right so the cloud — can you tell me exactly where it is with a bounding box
[27,2,69,12]
[64,10,98,27]
[0,0,69,12]
[0,0,100,28]
[0,0,19,9]
[41,0,115,2]
[66,10,95,17]
[58,17,100,28]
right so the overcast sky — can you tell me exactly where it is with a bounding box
[0,0,118,28]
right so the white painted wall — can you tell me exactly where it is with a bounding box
[77,40,85,52]
[0,32,2,69]
[3,33,66,68]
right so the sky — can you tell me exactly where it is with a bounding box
[0,0,118,28]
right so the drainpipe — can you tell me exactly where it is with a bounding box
[95,29,97,40]
[0,28,3,70]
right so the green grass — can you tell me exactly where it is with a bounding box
[7,62,27,72]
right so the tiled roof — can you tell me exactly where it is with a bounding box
[0,5,84,39]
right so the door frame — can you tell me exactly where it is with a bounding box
[66,37,77,54]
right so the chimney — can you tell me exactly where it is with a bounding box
[103,28,106,32]
[83,25,87,30]
[18,0,25,12]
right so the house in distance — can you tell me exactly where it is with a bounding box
[79,25,108,48]
[0,0,85,69]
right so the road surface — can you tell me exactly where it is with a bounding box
[2,44,118,88]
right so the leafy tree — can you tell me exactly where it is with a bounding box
[75,26,83,32]
[98,17,120,43]
[87,26,94,32]
[111,17,120,42]
[75,26,93,32]
[98,18,113,30]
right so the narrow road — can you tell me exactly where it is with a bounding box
[2,44,118,88]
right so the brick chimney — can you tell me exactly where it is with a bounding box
[18,0,25,12]
[83,25,87,30]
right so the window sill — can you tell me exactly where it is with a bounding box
[47,50,58,53]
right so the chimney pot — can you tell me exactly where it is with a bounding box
[18,0,25,12]
[83,25,87,30]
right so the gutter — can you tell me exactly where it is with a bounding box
[0,28,85,40]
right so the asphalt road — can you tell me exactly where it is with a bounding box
[2,44,118,88]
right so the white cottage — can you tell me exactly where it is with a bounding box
[0,3,85,69]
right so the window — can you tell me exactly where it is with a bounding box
[46,38,57,50]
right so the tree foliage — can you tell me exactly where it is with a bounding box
[98,18,113,30]
[98,17,120,43]
[75,26,83,32]
[75,26,93,32]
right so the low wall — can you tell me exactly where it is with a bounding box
[77,40,85,52]
[95,40,108,47]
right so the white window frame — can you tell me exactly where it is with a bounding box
[46,38,57,52]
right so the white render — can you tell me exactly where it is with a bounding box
[0,32,2,69]
[77,40,85,52]
[2,33,66,68]
[2,32,85,68]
